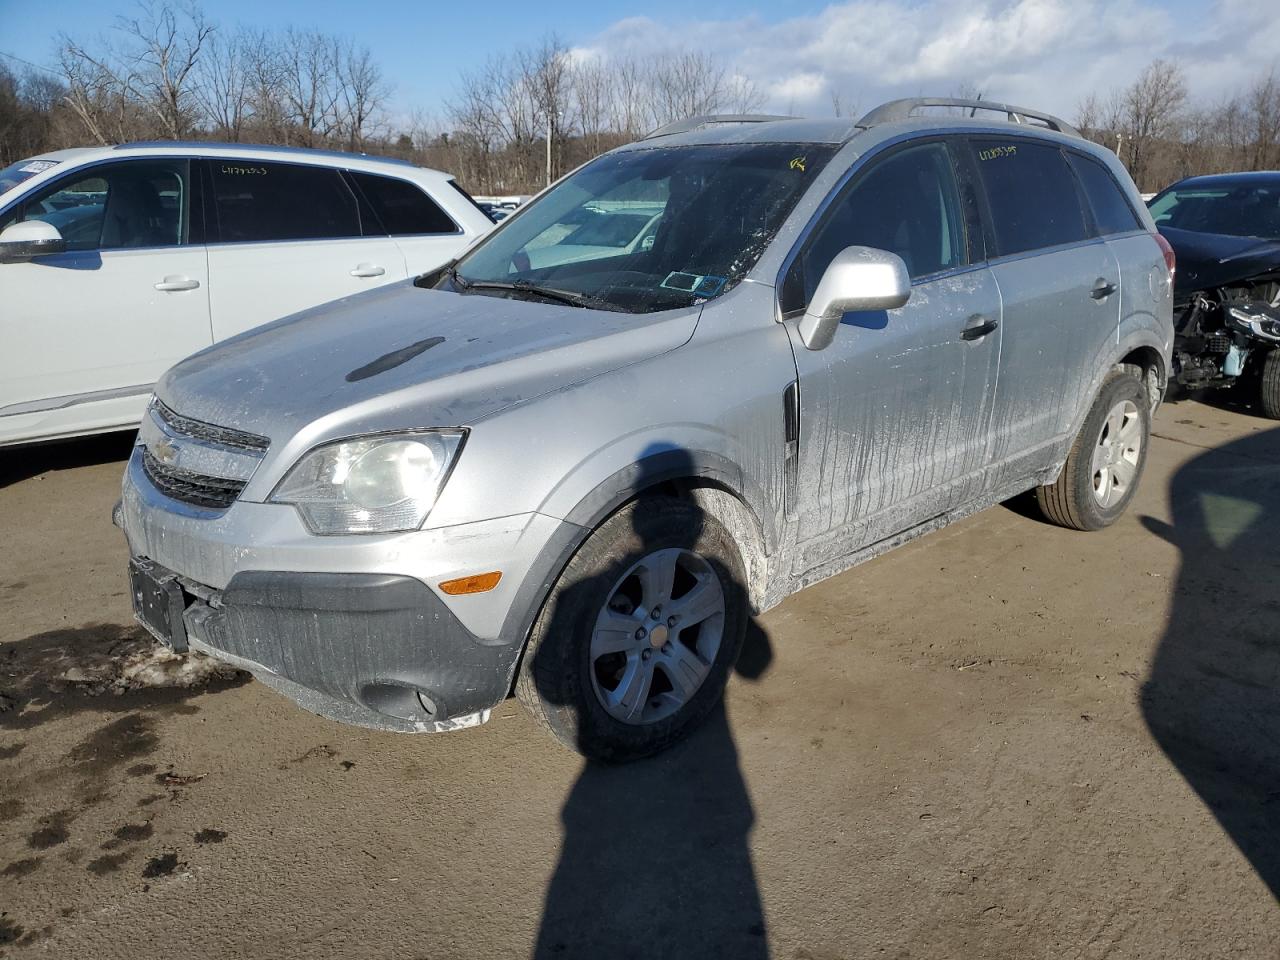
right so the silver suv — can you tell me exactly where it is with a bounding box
[118,99,1173,760]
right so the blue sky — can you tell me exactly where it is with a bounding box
[2,0,776,103]
[0,0,1261,125]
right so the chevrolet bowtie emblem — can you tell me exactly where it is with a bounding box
[153,437,178,465]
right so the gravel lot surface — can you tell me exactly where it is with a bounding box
[1,398,1277,958]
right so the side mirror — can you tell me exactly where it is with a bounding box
[0,220,67,263]
[797,246,910,350]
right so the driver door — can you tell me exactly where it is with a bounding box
[780,140,1002,572]
[0,159,211,444]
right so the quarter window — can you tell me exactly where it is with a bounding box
[972,139,1090,255]
[350,171,457,235]
[1,160,188,251]
[1067,153,1142,236]
[209,160,360,243]
[784,142,967,311]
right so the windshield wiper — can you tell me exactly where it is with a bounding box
[450,269,629,312]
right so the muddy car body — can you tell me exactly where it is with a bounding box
[119,99,1173,759]
[1149,172,1280,416]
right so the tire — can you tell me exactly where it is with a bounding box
[1035,368,1151,531]
[515,497,748,762]
[1260,349,1280,420]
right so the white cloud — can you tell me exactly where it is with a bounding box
[575,0,1276,123]
[772,71,827,105]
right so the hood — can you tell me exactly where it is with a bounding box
[1160,226,1280,297]
[158,281,698,445]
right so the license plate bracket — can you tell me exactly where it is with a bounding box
[128,558,189,652]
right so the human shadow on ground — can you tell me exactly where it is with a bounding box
[0,430,135,489]
[530,448,774,959]
[1140,424,1280,900]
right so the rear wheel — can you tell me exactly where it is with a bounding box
[1036,369,1151,531]
[1259,349,1280,420]
[516,497,748,761]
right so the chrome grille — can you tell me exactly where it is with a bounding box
[142,448,247,509]
[153,400,268,452]
[139,400,269,510]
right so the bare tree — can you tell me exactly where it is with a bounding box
[573,56,612,157]
[649,51,728,126]
[723,73,765,114]
[277,29,341,146]
[1246,68,1280,170]
[58,0,210,142]
[193,28,251,140]
[116,0,212,138]
[1118,59,1187,190]
[609,55,651,138]
[522,37,574,184]
[335,42,390,151]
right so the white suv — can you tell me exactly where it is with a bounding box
[0,142,493,446]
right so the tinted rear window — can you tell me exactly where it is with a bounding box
[209,160,360,243]
[350,171,457,235]
[1068,153,1142,236]
[972,140,1090,256]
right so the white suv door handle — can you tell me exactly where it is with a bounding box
[350,264,386,278]
[154,276,200,292]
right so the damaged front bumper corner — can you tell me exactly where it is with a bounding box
[141,564,508,733]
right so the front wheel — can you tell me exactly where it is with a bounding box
[515,497,748,761]
[1259,349,1280,420]
[1036,369,1151,531]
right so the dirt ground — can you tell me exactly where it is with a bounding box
[1,398,1277,959]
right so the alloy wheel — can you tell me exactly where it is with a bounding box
[588,547,726,725]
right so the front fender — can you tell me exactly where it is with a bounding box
[543,438,774,551]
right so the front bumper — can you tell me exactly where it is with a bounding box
[119,446,582,731]
[181,567,509,731]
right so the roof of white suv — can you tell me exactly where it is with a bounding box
[21,141,438,176]
[0,141,478,216]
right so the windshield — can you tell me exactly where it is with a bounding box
[1149,183,1280,239]
[448,142,837,314]
[0,158,61,197]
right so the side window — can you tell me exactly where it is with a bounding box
[209,161,359,243]
[2,160,188,252]
[783,142,967,311]
[1067,153,1142,236]
[972,140,1090,256]
[349,171,457,235]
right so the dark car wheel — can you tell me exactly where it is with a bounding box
[515,497,748,762]
[1036,368,1151,531]
[1259,348,1280,420]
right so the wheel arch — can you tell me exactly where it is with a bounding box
[1048,330,1168,485]
[1117,342,1167,412]
[556,448,774,613]
[499,449,776,698]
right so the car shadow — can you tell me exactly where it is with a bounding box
[530,448,774,958]
[1139,424,1280,900]
[0,430,136,489]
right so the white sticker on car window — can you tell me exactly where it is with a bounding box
[19,160,58,174]
[661,271,727,297]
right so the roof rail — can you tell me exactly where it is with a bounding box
[642,114,796,141]
[111,140,417,166]
[855,98,1080,138]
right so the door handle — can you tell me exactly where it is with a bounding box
[350,264,386,278]
[154,276,200,292]
[1091,278,1118,300]
[961,315,999,341]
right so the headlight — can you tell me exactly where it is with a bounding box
[270,431,465,535]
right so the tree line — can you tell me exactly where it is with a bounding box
[1075,59,1280,193]
[0,1,762,194]
[1,1,1278,196]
